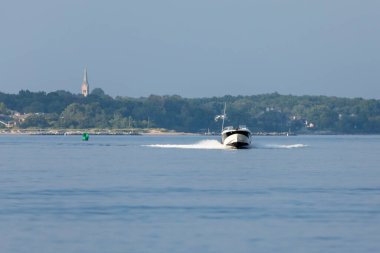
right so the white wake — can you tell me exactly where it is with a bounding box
[144,140,226,150]
[145,140,308,150]
[254,143,308,149]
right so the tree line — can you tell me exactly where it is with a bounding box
[1,89,380,133]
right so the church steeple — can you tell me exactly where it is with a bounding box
[81,67,89,97]
[83,68,88,83]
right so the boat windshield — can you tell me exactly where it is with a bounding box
[223,126,234,130]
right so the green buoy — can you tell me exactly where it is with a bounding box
[82,132,89,141]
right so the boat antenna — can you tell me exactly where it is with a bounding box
[214,102,227,132]
[221,102,226,131]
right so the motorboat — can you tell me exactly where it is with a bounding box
[215,103,252,149]
[221,125,252,148]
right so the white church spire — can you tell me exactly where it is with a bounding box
[83,67,88,83]
[81,67,90,97]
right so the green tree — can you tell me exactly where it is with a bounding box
[60,103,108,128]
[20,114,50,128]
[0,102,9,114]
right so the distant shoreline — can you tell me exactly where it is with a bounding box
[0,129,378,136]
[0,128,196,136]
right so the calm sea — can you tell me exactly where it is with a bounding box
[1,134,379,253]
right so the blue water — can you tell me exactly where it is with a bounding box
[1,135,379,253]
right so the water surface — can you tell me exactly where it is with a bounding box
[1,135,379,253]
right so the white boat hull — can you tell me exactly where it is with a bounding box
[222,132,251,148]
[216,103,252,149]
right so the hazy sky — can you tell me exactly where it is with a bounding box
[0,0,379,98]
